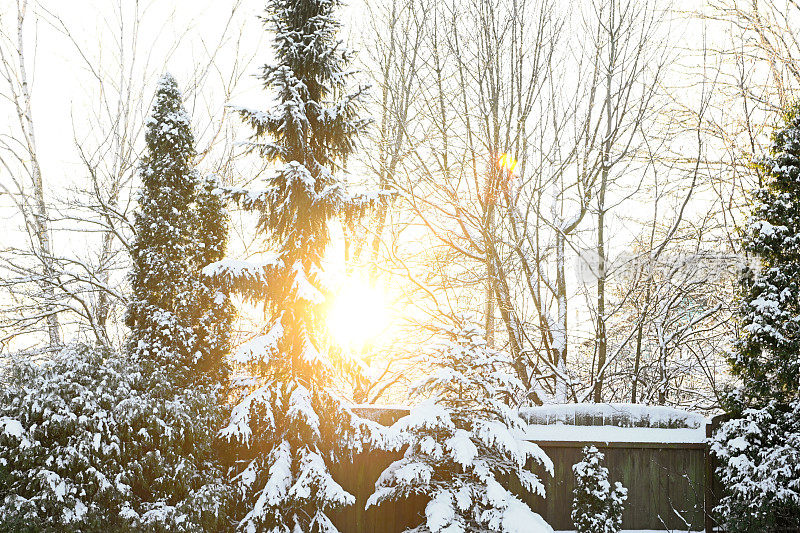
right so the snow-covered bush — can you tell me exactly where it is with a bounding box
[710,401,800,532]
[367,318,554,533]
[731,102,800,406]
[571,445,627,533]
[0,345,231,532]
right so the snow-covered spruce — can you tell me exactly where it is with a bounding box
[711,103,800,530]
[0,345,231,532]
[205,0,385,531]
[710,401,800,532]
[127,72,232,389]
[367,319,554,533]
[729,102,800,406]
[571,445,627,533]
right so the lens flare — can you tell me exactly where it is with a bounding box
[498,152,518,174]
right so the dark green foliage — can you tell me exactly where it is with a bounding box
[0,345,232,533]
[711,401,800,532]
[729,102,800,407]
[127,73,232,388]
[713,103,800,531]
[194,176,235,386]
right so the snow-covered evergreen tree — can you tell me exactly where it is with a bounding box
[711,103,800,531]
[711,401,800,532]
[204,0,383,531]
[0,75,235,533]
[127,72,231,388]
[367,318,554,533]
[728,102,800,406]
[195,175,235,386]
[0,345,231,532]
[571,445,627,533]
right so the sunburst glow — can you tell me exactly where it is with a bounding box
[327,278,390,350]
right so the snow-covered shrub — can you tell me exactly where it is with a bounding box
[571,445,627,533]
[0,345,231,532]
[710,401,800,532]
[710,101,800,531]
[367,318,554,533]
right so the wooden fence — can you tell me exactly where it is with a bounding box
[330,406,712,533]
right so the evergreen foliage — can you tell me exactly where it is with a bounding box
[0,75,236,533]
[367,318,554,533]
[570,445,627,533]
[712,103,800,531]
[195,175,235,386]
[711,401,800,532]
[127,73,232,388]
[205,0,383,531]
[0,345,231,533]
[729,102,800,406]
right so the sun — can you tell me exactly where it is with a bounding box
[327,278,389,351]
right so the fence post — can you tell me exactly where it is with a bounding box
[706,420,714,533]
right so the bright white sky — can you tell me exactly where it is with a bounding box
[0,0,752,362]
[0,0,388,216]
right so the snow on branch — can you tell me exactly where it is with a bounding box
[231,318,284,365]
[202,256,283,299]
[228,105,282,141]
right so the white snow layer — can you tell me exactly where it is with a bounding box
[519,403,708,429]
[354,404,708,444]
[522,424,706,444]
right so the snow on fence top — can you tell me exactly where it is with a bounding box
[518,403,707,429]
[350,403,710,444]
[519,403,709,445]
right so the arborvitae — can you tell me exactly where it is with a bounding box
[206,0,382,530]
[571,445,627,533]
[195,175,235,387]
[127,73,231,388]
[730,102,800,407]
[367,319,554,533]
[127,73,202,386]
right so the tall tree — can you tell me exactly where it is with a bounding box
[711,102,800,532]
[729,102,800,407]
[208,0,381,530]
[122,73,233,530]
[127,73,231,387]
